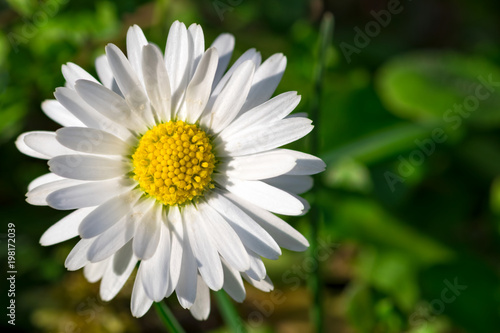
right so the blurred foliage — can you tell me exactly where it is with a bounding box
[1,0,500,332]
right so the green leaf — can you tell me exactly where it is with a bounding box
[376,51,500,128]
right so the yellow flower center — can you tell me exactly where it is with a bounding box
[131,120,215,206]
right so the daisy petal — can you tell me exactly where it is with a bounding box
[189,275,210,320]
[217,117,313,157]
[165,21,190,114]
[131,266,154,317]
[141,221,171,301]
[28,173,64,191]
[87,212,136,262]
[95,55,120,93]
[245,249,266,280]
[166,206,183,297]
[211,48,261,98]
[208,191,281,259]
[100,241,137,301]
[105,43,156,126]
[216,176,305,216]
[231,195,309,251]
[142,44,172,122]
[222,260,246,302]
[184,205,224,290]
[200,60,255,133]
[133,201,161,260]
[220,150,296,180]
[187,23,205,78]
[62,62,99,89]
[183,47,218,123]
[49,155,130,181]
[74,79,146,134]
[41,100,85,127]
[126,25,148,86]
[84,259,109,283]
[199,202,250,271]
[65,238,93,271]
[40,207,96,246]
[78,191,141,239]
[264,175,313,194]
[217,92,300,141]
[277,149,326,175]
[17,131,74,159]
[27,179,84,206]
[210,33,235,88]
[242,273,274,292]
[56,127,131,156]
[176,215,198,308]
[239,53,287,114]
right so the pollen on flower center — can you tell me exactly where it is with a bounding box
[131,120,216,206]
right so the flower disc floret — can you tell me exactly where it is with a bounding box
[132,120,215,205]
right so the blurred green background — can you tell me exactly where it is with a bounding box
[1,0,500,332]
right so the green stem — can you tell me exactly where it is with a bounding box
[215,291,247,333]
[309,12,334,333]
[154,301,186,333]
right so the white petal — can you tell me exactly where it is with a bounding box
[217,91,300,142]
[105,43,155,126]
[17,131,75,159]
[166,206,183,297]
[133,201,161,260]
[41,99,85,127]
[62,62,99,90]
[221,260,246,302]
[78,191,141,238]
[264,175,313,194]
[199,202,250,272]
[175,212,198,308]
[48,155,130,181]
[200,60,255,133]
[28,173,63,191]
[141,44,172,122]
[184,205,224,291]
[242,273,274,292]
[187,23,205,79]
[220,150,296,180]
[84,259,109,283]
[65,238,93,271]
[95,55,119,92]
[27,179,84,206]
[126,25,148,86]
[165,21,190,114]
[182,48,218,123]
[74,79,146,134]
[278,149,326,175]
[239,53,287,114]
[231,195,309,251]
[208,191,281,259]
[244,249,266,280]
[131,269,154,318]
[40,207,96,246]
[216,176,304,216]
[100,241,137,301]
[211,48,261,98]
[217,117,313,157]
[189,275,211,320]
[56,127,131,156]
[87,211,136,262]
[210,33,234,88]
[141,221,172,301]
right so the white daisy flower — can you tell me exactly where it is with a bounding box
[16,22,325,320]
